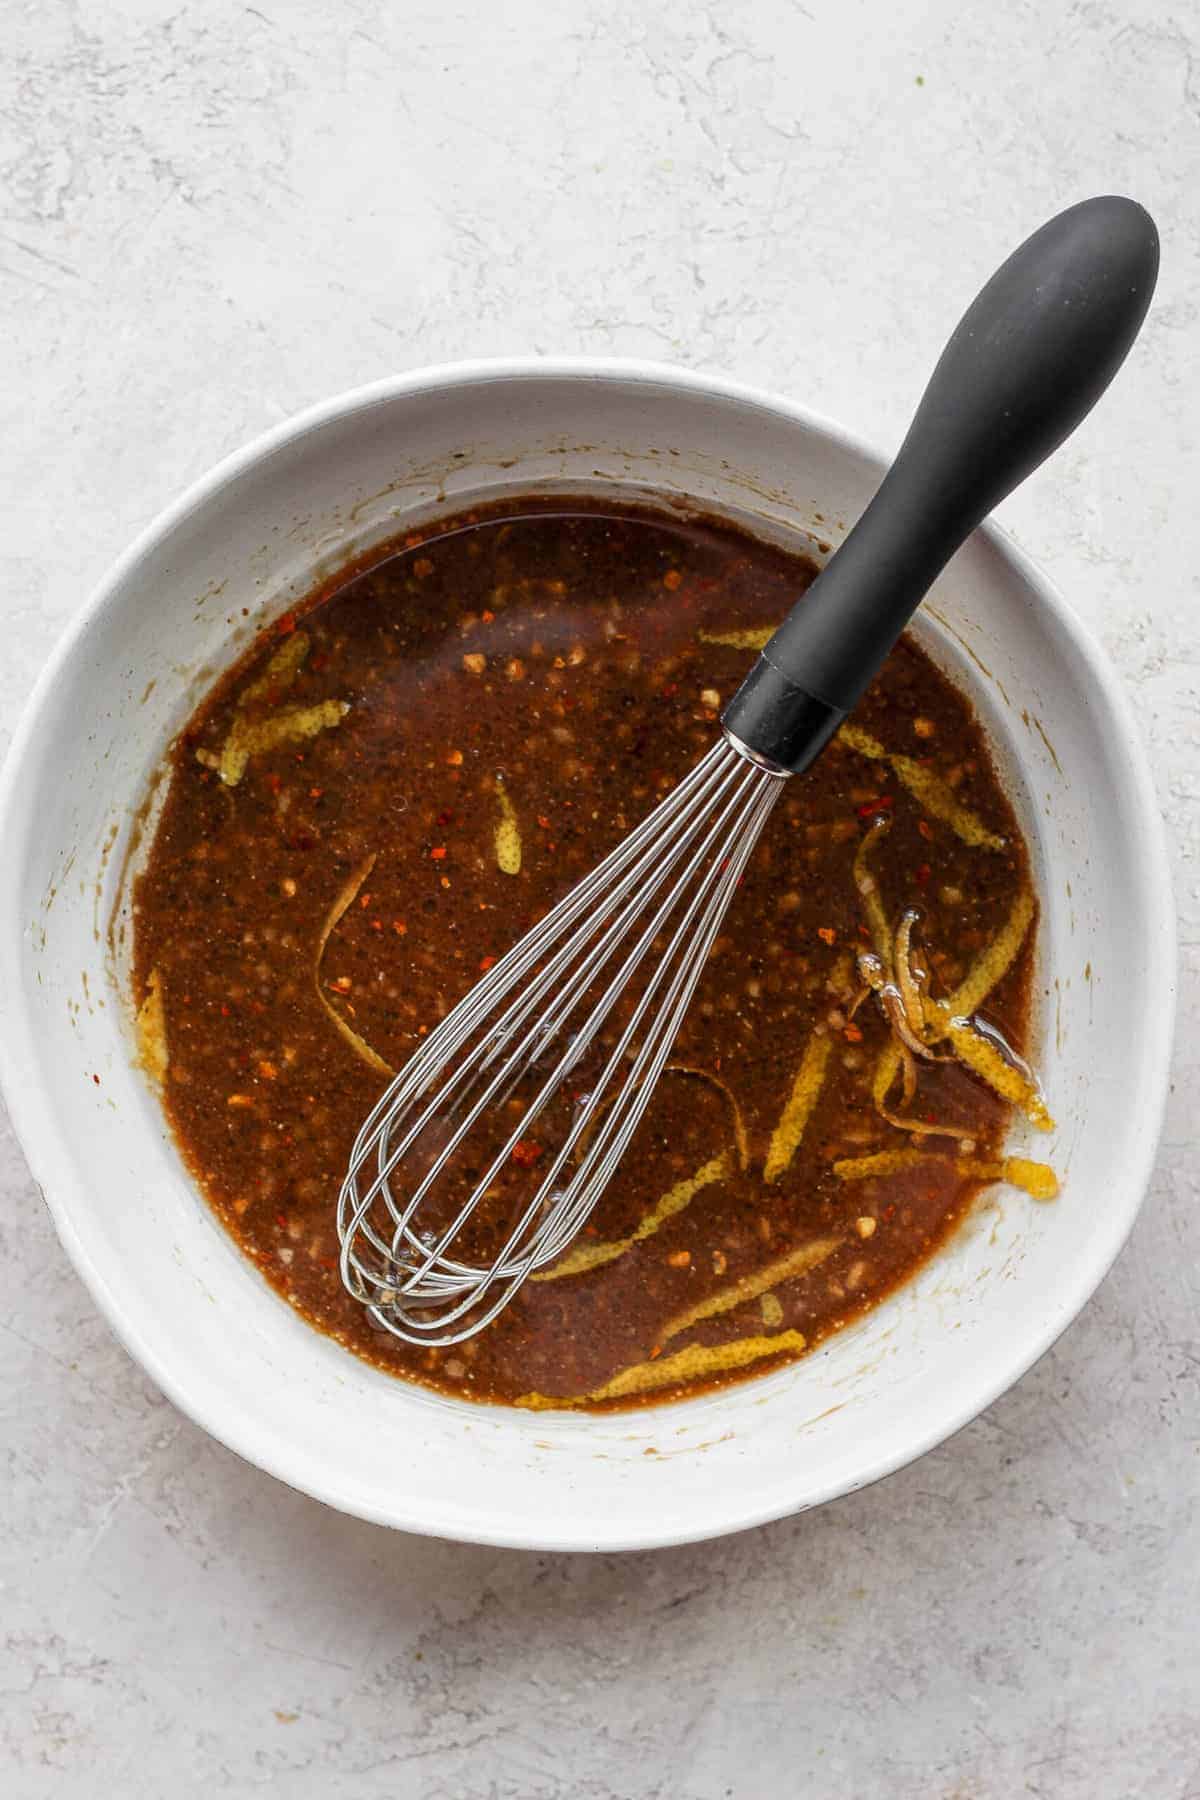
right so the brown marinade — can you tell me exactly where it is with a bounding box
[132,497,1041,1409]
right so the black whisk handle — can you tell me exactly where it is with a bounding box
[722,195,1159,772]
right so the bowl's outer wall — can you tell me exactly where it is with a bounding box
[0,364,1175,1549]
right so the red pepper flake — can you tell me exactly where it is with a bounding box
[310,653,329,672]
[883,1204,897,1222]
[481,608,495,623]
[817,926,837,946]
[479,954,497,972]
[918,819,934,841]
[537,814,551,830]
[430,846,447,861]
[843,1022,864,1043]
[857,795,893,818]
[660,682,678,698]
[91,1072,101,1086]
[276,1212,288,1228]
[276,612,297,635]
[915,862,932,887]
[435,810,455,826]
[662,569,683,590]
[309,787,323,799]
[392,920,407,935]
[511,1139,543,1167]
[265,772,283,794]
[414,557,435,578]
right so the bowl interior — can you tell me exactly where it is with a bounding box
[0,366,1172,1549]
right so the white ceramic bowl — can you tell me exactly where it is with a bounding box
[0,361,1175,1551]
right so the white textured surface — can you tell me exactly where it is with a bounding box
[1,1,1196,1794]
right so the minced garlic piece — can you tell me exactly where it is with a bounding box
[760,1292,784,1327]
[494,779,522,875]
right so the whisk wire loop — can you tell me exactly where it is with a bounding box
[337,735,784,1345]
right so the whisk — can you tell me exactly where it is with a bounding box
[337,196,1157,1346]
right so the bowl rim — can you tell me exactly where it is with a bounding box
[0,356,1178,1549]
